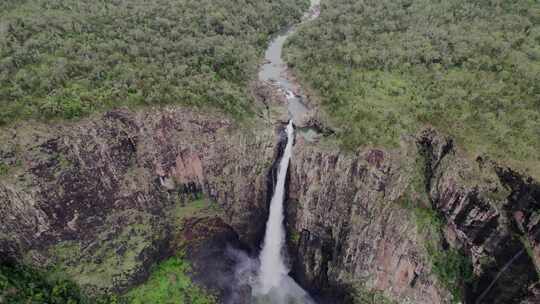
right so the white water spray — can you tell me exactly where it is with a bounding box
[258,120,295,294]
[252,121,314,303]
[248,0,321,302]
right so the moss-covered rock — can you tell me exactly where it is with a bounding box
[45,209,169,295]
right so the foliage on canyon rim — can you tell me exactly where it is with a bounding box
[411,202,474,303]
[0,0,309,124]
[285,0,540,171]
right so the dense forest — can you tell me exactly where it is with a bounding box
[1,261,95,304]
[0,0,309,124]
[285,0,540,174]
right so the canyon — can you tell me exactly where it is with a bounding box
[1,0,540,303]
[1,93,540,303]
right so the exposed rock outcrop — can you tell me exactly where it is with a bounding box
[1,106,539,303]
[420,130,539,304]
[0,107,277,295]
[288,137,450,304]
[286,129,540,304]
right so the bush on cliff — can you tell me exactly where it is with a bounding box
[412,204,473,303]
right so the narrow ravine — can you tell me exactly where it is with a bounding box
[249,1,322,302]
[252,121,313,303]
[257,121,294,294]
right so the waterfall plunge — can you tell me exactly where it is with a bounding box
[259,121,294,293]
[253,121,314,303]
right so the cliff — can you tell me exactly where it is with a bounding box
[0,107,277,297]
[287,129,540,304]
[1,106,539,303]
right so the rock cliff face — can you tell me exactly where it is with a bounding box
[419,130,540,304]
[287,135,450,304]
[0,107,277,295]
[1,106,539,303]
[286,130,540,304]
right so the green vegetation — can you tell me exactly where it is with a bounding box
[169,192,222,228]
[47,210,168,295]
[400,150,474,302]
[123,255,215,304]
[432,249,472,303]
[123,195,222,304]
[0,0,309,124]
[36,194,218,301]
[285,0,540,170]
[290,230,301,245]
[351,284,396,304]
[0,163,8,176]
[0,262,82,304]
[410,202,473,303]
[1,256,212,304]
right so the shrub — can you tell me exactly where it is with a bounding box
[123,256,215,304]
[411,203,473,303]
[0,262,82,304]
[0,163,8,176]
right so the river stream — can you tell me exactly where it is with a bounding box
[258,0,321,125]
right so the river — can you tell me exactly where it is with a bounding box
[249,1,322,303]
[258,0,321,124]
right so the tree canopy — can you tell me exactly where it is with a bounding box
[0,0,308,124]
[285,0,540,172]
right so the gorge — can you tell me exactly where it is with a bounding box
[1,0,540,304]
[253,121,314,303]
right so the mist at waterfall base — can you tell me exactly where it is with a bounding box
[219,0,321,301]
[223,122,315,304]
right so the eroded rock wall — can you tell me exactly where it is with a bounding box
[420,130,540,304]
[0,107,277,294]
[287,130,540,304]
[287,136,450,304]
[1,106,539,304]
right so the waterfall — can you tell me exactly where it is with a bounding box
[258,120,294,293]
[249,0,321,302]
[252,121,314,303]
